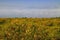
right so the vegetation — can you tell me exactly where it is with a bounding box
[0,18,60,40]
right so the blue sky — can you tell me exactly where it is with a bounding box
[0,0,60,17]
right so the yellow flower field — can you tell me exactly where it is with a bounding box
[0,18,60,40]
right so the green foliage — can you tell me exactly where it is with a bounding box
[0,20,6,24]
[0,18,60,40]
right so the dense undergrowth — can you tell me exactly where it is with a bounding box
[0,18,60,40]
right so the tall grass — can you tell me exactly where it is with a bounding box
[0,18,60,40]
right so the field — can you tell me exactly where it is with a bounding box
[0,18,60,40]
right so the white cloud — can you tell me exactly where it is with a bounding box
[0,8,60,17]
[0,1,60,18]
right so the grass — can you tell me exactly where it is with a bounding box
[0,18,60,40]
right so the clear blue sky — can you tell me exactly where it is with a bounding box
[0,0,60,17]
